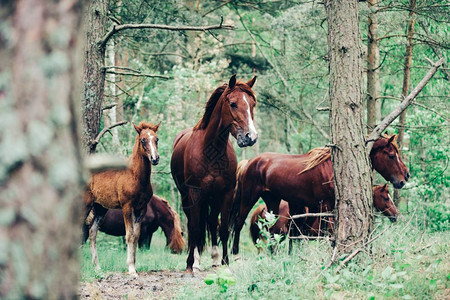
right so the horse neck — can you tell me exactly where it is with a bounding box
[129,137,151,185]
[155,204,175,241]
[202,97,230,150]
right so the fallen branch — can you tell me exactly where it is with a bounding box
[99,17,234,47]
[366,57,445,152]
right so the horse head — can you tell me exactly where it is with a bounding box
[373,184,398,222]
[222,74,258,147]
[370,135,410,189]
[133,122,160,165]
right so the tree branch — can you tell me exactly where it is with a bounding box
[366,57,445,151]
[105,70,170,79]
[99,18,234,48]
[90,121,128,151]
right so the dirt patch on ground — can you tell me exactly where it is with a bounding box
[79,270,208,299]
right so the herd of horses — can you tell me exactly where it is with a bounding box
[83,75,410,276]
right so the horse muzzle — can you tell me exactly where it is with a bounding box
[150,155,160,165]
[388,215,397,223]
[237,132,258,148]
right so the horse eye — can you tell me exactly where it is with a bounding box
[230,102,237,108]
[156,138,159,143]
[389,155,395,159]
[140,138,146,144]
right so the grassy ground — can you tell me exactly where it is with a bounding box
[80,215,449,299]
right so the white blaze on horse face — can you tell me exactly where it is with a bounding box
[193,247,200,271]
[147,132,157,160]
[243,94,258,140]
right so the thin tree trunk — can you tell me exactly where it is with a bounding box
[0,0,85,298]
[366,0,381,132]
[83,0,109,153]
[394,0,416,205]
[326,0,373,254]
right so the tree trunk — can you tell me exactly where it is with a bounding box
[394,0,416,205]
[0,0,85,298]
[82,0,109,153]
[366,0,381,132]
[326,0,373,254]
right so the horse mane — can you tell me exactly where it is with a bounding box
[193,82,257,130]
[298,147,331,175]
[372,134,399,152]
[154,196,185,253]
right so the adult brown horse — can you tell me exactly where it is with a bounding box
[83,194,184,253]
[84,122,160,276]
[171,74,258,273]
[249,184,398,245]
[231,135,409,255]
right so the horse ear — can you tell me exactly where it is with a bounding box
[154,122,161,132]
[387,135,396,144]
[228,74,237,89]
[246,76,257,88]
[382,183,388,191]
[133,122,142,134]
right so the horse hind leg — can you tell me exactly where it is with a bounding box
[88,204,107,271]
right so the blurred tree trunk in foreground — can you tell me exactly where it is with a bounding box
[326,0,373,254]
[0,0,85,298]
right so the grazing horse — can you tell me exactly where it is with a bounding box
[84,122,160,276]
[83,194,184,253]
[249,184,399,245]
[231,135,409,255]
[171,74,258,272]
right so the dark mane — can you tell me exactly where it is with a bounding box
[193,82,256,130]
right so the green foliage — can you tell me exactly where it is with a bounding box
[204,267,236,293]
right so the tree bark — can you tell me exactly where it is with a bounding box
[0,0,85,298]
[82,0,109,153]
[326,0,373,254]
[366,0,381,132]
[394,0,416,205]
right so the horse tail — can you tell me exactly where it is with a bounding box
[249,205,266,245]
[229,159,249,232]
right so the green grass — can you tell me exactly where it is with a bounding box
[81,217,450,299]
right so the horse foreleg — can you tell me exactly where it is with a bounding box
[219,190,233,265]
[231,189,261,256]
[208,203,220,267]
[123,206,142,277]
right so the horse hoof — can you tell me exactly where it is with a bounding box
[233,254,241,262]
[211,263,221,268]
[129,271,139,278]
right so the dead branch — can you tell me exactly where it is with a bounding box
[105,70,170,79]
[290,212,335,219]
[85,154,128,173]
[90,121,128,151]
[102,103,117,111]
[366,57,444,152]
[99,18,234,48]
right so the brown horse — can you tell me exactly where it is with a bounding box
[249,184,399,245]
[231,135,409,255]
[171,74,258,272]
[84,122,160,276]
[83,194,184,253]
